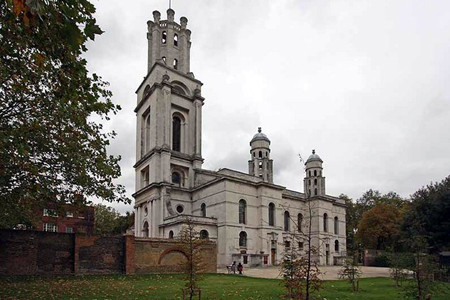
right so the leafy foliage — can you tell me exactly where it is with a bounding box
[94,204,133,235]
[338,258,362,292]
[0,0,129,228]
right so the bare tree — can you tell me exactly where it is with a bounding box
[178,218,207,300]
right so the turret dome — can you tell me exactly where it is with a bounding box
[306,149,323,164]
[250,127,270,144]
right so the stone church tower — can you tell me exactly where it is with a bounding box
[303,150,326,197]
[134,9,204,237]
[248,127,273,183]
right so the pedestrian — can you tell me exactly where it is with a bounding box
[237,262,243,275]
[231,261,236,274]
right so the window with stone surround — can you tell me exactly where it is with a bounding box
[239,200,246,224]
[239,231,247,247]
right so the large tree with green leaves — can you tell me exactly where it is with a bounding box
[0,0,129,228]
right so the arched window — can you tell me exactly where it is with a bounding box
[172,116,181,151]
[323,213,328,232]
[314,178,317,185]
[172,171,181,185]
[143,221,149,237]
[308,179,311,185]
[335,240,339,252]
[297,213,303,232]
[266,152,268,157]
[162,31,167,44]
[239,200,246,224]
[314,188,318,196]
[284,211,290,231]
[308,170,311,177]
[200,230,209,240]
[268,203,275,226]
[253,152,255,157]
[314,170,317,176]
[174,33,178,47]
[145,114,151,152]
[169,230,174,239]
[259,151,262,158]
[173,58,178,70]
[201,203,206,217]
[239,231,247,247]
[143,84,151,98]
[259,161,263,169]
[162,56,166,63]
[334,217,339,234]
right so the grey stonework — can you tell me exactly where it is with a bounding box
[134,9,347,268]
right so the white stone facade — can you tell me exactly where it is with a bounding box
[133,9,347,268]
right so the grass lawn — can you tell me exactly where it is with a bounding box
[0,274,449,300]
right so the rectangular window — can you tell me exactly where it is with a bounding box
[43,223,57,232]
[78,212,85,219]
[298,242,304,251]
[43,209,57,217]
[66,226,73,233]
[66,211,73,218]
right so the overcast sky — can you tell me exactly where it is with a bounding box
[84,0,450,213]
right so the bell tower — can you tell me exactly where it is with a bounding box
[304,150,325,197]
[134,8,204,238]
[248,127,273,183]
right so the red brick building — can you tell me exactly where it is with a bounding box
[38,206,94,235]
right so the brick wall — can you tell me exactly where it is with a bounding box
[0,229,74,276]
[0,230,217,276]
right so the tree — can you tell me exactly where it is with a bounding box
[94,204,133,235]
[403,176,450,253]
[338,258,362,292]
[0,0,129,228]
[356,203,403,250]
[178,218,207,300]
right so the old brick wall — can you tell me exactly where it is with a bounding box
[75,235,124,274]
[133,237,217,274]
[0,229,74,276]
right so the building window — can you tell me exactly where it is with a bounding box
[200,230,209,240]
[174,33,178,47]
[323,213,328,232]
[239,231,247,247]
[284,241,291,249]
[200,203,206,217]
[297,213,303,232]
[78,211,85,218]
[314,170,317,176]
[259,151,262,158]
[169,230,174,239]
[268,203,275,226]
[172,171,181,186]
[314,178,317,185]
[176,205,184,214]
[143,221,149,237]
[314,188,318,196]
[142,167,150,188]
[173,58,178,70]
[162,56,166,63]
[239,199,246,224]
[298,242,304,251]
[43,223,57,232]
[66,211,73,218]
[66,226,73,233]
[335,240,339,252]
[172,116,181,151]
[145,114,151,152]
[243,255,248,264]
[162,31,167,44]
[144,206,148,216]
[43,209,57,217]
[334,217,339,234]
[284,211,290,231]
[259,161,263,169]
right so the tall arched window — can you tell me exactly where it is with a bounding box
[239,231,247,247]
[298,213,303,232]
[173,58,178,70]
[201,203,206,217]
[174,33,178,47]
[314,188,318,196]
[161,31,167,44]
[268,203,275,226]
[334,217,339,234]
[323,213,328,232]
[314,178,317,185]
[335,240,339,252]
[284,211,290,231]
[239,200,246,224]
[145,114,151,152]
[172,116,181,151]
[200,230,209,240]
[259,151,262,158]
[143,221,149,237]
[169,230,174,239]
[172,172,181,185]
[314,170,317,176]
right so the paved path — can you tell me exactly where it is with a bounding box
[218,266,390,281]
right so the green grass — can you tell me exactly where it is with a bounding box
[0,274,449,300]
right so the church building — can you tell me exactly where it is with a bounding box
[133,8,346,267]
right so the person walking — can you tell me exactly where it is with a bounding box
[237,262,243,275]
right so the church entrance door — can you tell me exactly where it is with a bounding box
[271,249,276,265]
